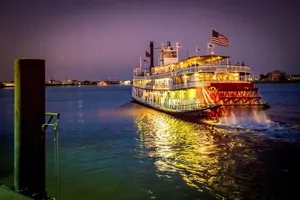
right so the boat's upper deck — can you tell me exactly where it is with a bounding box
[133,55,250,77]
[153,55,230,74]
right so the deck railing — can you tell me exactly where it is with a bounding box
[133,64,251,78]
[133,80,251,90]
[133,96,266,112]
[133,96,216,112]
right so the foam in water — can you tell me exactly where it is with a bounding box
[218,108,271,130]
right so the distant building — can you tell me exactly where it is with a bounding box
[288,75,300,80]
[61,79,81,85]
[47,80,61,84]
[97,81,107,86]
[267,70,287,81]
[3,82,15,87]
[122,80,131,85]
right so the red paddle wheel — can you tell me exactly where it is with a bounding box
[204,82,265,120]
[206,87,222,120]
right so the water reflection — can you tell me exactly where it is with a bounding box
[0,89,14,185]
[133,107,259,199]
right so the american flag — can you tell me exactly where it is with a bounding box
[212,30,229,47]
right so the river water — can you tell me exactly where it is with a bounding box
[1,84,300,199]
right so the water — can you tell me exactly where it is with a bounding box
[1,84,300,199]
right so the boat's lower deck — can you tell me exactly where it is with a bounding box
[132,82,270,121]
[132,96,269,122]
[131,96,218,113]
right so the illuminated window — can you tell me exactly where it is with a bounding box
[163,51,177,58]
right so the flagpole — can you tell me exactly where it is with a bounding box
[139,57,141,68]
[207,43,209,55]
[210,26,213,45]
[210,26,213,64]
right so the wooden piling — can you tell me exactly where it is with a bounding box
[14,59,46,198]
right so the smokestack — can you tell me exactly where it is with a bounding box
[150,41,154,71]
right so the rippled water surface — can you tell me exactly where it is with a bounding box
[1,84,300,199]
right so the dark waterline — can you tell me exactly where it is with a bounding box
[1,84,300,199]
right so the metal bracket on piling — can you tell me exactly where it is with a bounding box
[42,112,61,200]
[42,112,60,131]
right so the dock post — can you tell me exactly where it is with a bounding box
[14,59,46,198]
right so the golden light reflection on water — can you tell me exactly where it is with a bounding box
[132,105,258,199]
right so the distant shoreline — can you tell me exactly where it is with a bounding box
[0,83,130,88]
[252,80,300,84]
[1,81,299,89]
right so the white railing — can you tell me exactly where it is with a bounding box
[132,96,216,112]
[210,80,251,84]
[133,65,251,79]
[133,80,251,90]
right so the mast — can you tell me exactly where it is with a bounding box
[210,27,213,63]
[210,27,213,48]
[159,42,164,66]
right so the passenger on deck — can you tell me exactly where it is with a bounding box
[241,62,245,66]
[237,62,240,65]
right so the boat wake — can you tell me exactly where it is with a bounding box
[203,108,300,140]
[221,109,271,130]
[203,109,271,131]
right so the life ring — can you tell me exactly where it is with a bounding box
[208,87,218,102]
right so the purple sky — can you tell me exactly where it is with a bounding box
[0,0,299,81]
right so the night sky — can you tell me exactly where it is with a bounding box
[0,0,299,81]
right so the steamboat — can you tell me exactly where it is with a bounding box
[132,30,270,123]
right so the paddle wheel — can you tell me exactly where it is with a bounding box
[203,83,267,120]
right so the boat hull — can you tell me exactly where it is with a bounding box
[131,97,270,123]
